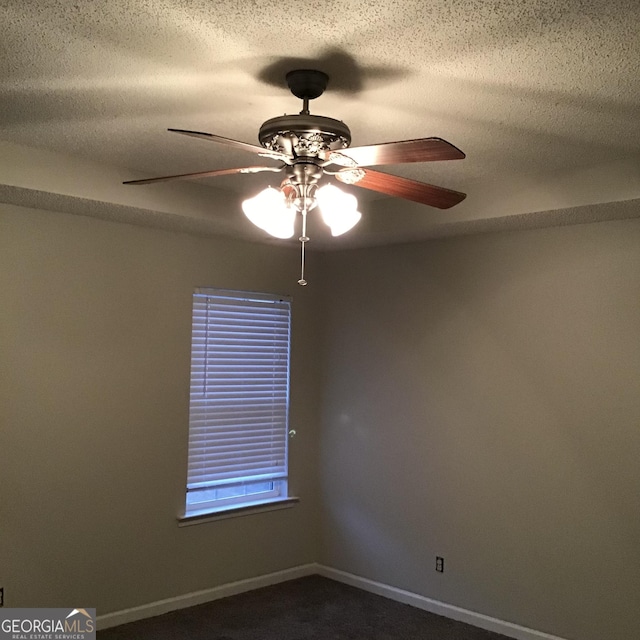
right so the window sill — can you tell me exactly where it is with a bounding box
[177,497,299,527]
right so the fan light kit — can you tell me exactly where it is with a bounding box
[124,69,466,285]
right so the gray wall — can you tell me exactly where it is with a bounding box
[0,204,322,614]
[318,218,640,640]
[3,202,639,640]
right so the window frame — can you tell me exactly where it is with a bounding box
[180,287,296,522]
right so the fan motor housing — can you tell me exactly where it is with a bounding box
[259,114,351,157]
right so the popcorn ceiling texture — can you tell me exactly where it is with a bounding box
[0,0,639,246]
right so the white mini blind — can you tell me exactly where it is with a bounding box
[186,288,291,502]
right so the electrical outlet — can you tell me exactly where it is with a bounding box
[0,587,4,607]
[435,556,444,573]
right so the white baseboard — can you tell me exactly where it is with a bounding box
[98,562,570,640]
[316,565,570,640]
[97,563,318,630]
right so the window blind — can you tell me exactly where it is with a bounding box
[186,289,291,501]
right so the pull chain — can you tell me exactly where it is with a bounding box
[298,208,309,286]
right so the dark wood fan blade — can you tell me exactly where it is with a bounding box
[169,129,288,161]
[327,138,465,167]
[337,168,466,209]
[123,165,284,186]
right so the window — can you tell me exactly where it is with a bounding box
[184,288,291,517]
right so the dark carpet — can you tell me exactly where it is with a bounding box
[98,575,511,640]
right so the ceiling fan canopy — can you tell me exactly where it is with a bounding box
[124,68,466,284]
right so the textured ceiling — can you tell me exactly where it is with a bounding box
[1,0,639,248]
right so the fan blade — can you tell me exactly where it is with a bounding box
[327,138,464,167]
[123,165,285,186]
[337,168,466,209]
[169,129,288,161]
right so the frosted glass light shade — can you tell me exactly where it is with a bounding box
[242,187,296,239]
[317,184,362,236]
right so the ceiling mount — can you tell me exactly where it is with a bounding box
[285,69,329,101]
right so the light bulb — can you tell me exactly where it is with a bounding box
[317,184,362,236]
[242,187,296,239]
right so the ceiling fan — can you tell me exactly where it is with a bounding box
[124,69,466,284]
